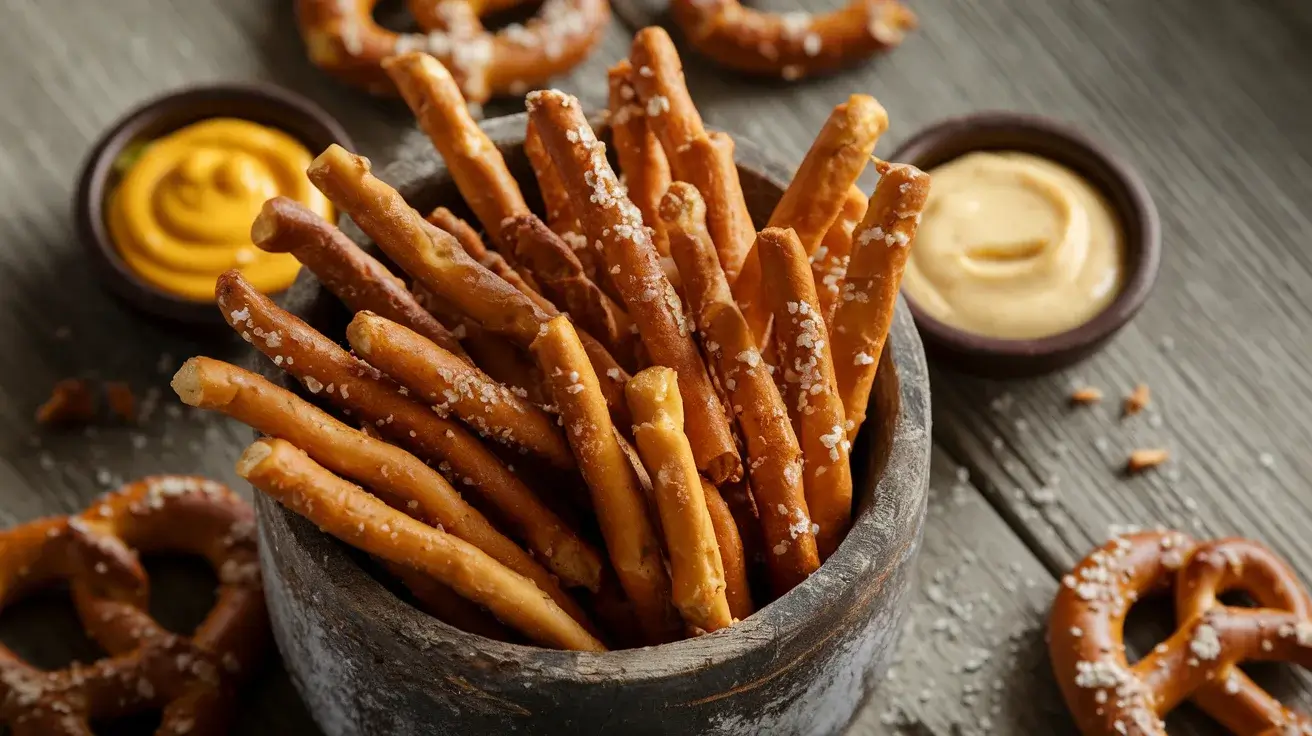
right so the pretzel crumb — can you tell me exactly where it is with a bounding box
[1123,383,1150,416]
[1126,448,1169,474]
[36,379,95,427]
[1069,387,1103,405]
[105,382,136,423]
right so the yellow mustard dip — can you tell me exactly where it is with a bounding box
[901,151,1125,340]
[108,118,331,301]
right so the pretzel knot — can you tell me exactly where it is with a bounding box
[295,0,610,100]
[1049,531,1312,736]
[0,476,268,736]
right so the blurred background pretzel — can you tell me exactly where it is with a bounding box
[296,0,609,100]
[1049,531,1312,736]
[0,476,268,736]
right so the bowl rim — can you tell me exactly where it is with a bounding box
[73,82,355,326]
[887,110,1161,363]
[254,111,933,678]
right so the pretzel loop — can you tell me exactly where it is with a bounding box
[0,477,268,736]
[1050,531,1312,736]
[295,0,609,100]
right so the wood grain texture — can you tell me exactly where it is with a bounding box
[4,0,1312,733]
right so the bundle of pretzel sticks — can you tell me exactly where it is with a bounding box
[172,26,930,652]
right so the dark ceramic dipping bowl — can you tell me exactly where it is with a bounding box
[888,112,1161,378]
[252,113,932,736]
[75,83,353,326]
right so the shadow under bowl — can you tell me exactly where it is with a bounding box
[74,83,354,326]
[252,113,932,736]
[888,111,1161,378]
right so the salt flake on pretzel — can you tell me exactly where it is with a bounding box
[296,0,608,101]
[670,0,916,81]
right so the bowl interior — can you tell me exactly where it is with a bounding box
[76,84,353,325]
[258,113,931,668]
[887,113,1161,375]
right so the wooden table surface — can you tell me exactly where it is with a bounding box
[4,0,1312,733]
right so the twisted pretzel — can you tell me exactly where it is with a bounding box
[295,0,609,100]
[670,0,917,81]
[1049,531,1312,736]
[0,476,268,736]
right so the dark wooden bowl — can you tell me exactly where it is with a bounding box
[888,112,1161,378]
[251,113,931,736]
[74,83,353,326]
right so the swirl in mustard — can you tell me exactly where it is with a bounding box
[108,118,331,301]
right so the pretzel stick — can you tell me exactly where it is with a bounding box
[346,311,575,470]
[306,145,631,421]
[383,52,528,245]
[214,271,600,591]
[662,183,819,594]
[608,60,672,258]
[733,96,888,341]
[832,161,930,442]
[700,479,755,621]
[502,213,639,369]
[757,227,853,559]
[527,89,742,485]
[626,367,732,634]
[250,196,469,362]
[237,438,604,651]
[172,357,595,627]
[427,206,542,296]
[381,560,514,641]
[524,122,580,238]
[813,186,868,325]
[629,27,756,283]
[531,316,683,644]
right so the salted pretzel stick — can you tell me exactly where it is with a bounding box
[700,479,754,621]
[814,186,868,325]
[214,271,601,591]
[524,122,580,238]
[172,356,596,627]
[502,213,639,369]
[757,227,853,559]
[734,96,888,341]
[383,52,528,245]
[532,316,683,644]
[528,89,742,485]
[346,311,574,469]
[250,196,469,362]
[626,367,732,634]
[237,438,604,651]
[662,183,819,594]
[608,60,673,258]
[832,160,930,442]
[427,206,542,296]
[382,560,514,641]
[630,27,756,283]
[307,145,631,420]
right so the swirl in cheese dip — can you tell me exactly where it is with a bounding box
[108,118,331,301]
[900,151,1124,340]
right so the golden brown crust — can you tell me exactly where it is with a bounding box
[531,316,683,644]
[384,52,529,244]
[662,184,820,595]
[171,356,594,627]
[813,186,868,326]
[251,195,469,361]
[502,213,640,369]
[831,160,930,442]
[0,476,267,735]
[527,88,742,485]
[625,367,733,634]
[295,0,608,101]
[669,0,916,80]
[381,559,515,641]
[214,270,601,592]
[237,438,604,651]
[734,96,888,341]
[757,227,853,559]
[701,479,755,621]
[347,310,576,471]
[629,27,756,283]
[608,60,673,258]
